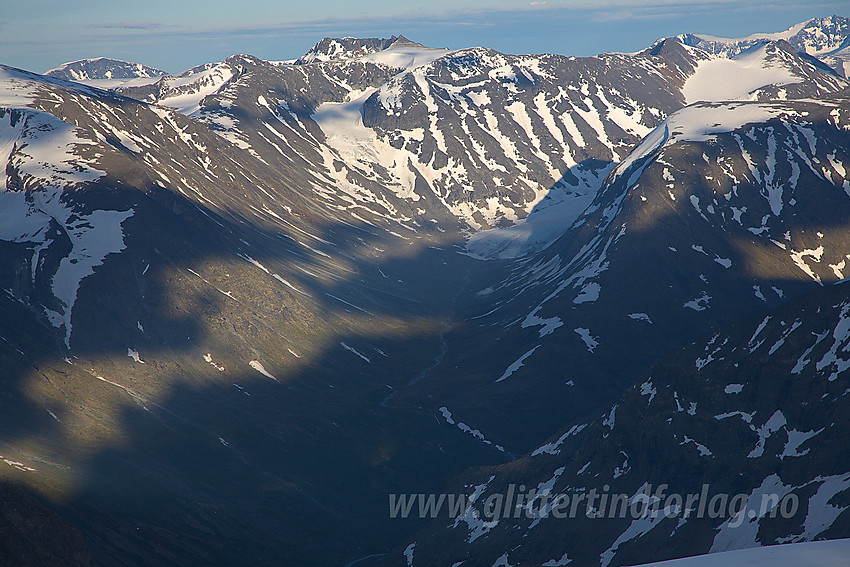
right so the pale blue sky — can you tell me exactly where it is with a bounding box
[2,1,846,74]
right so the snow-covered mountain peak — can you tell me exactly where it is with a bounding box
[679,16,849,56]
[293,35,451,72]
[296,35,425,65]
[679,15,850,77]
[176,61,220,78]
[787,15,850,56]
[161,69,235,115]
[44,57,165,83]
[360,42,453,72]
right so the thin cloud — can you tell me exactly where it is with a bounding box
[2,0,842,73]
[95,22,171,30]
[18,0,837,45]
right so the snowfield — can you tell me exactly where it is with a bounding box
[633,538,850,566]
[683,44,799,104]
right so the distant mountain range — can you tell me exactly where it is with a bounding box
[1,15,849,567]
[678,15,850,77]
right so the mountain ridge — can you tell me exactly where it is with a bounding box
[44,57,166,87]
[386,272,850,566]
[1,16,849,566]
[678,15,850,77]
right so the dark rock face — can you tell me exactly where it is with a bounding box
[390,280,850,567]
[0,482,91,567]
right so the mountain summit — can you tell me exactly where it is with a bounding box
[45,57,166,81]
[679,15,850,76]
[295,34,428,64]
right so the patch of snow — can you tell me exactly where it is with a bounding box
[404,543,415,567]
[496,346,540,382]
[711,474,794,552]
[361,44,452,71]
[574,282,601,304]
[523,307,564,337]
[684,292,711,311]
[640,380,657,404]
[780,428,823,458]
[748,410,787,458]
[601,501,678,567]
[683,44,799,104]
[340,342,371,363]
[532,423,587,456]
[681,435,713,456]
[798,474,850,540]
[127,348,144,364]
[203,353,225,372]
[640,539,850,567]
[438,407,505,452]
[249,360,278,381]
[574,327,599,352]
[542,552,572,566]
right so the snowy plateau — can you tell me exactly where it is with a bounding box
[0,17,849,567]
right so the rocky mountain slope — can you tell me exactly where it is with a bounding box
[110,34,845,262]
[0,62,498,565]
[393,93,850,453]
[389,276,850,567]
[1,16,849,566]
